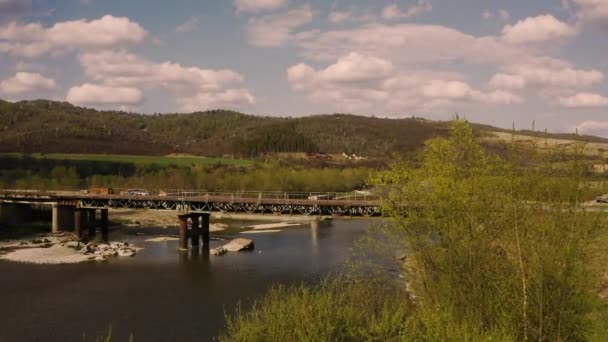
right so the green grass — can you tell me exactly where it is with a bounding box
[0,153,253,167]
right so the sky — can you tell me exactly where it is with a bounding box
[0,0,607,135]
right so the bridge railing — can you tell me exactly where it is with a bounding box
[154,190,378,202]
[0,188,380,203]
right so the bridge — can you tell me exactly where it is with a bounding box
[0,189,381,250]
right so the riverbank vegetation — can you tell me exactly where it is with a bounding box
[220,121,608,340]
[0,154,370,192]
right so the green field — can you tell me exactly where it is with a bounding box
[0,153,253,167]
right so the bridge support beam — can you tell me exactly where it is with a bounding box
[51,204,75,233]
[52,204,59,233]
[178,215,188,250]
[100,209,109,243]
[202,213,210,246]
[74,208,82,238]
[177,213,210,251]
[87,209,96,238]
[191,214,200,247]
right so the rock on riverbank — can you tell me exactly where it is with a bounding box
[0,233,140,264]
[210,238,254,255]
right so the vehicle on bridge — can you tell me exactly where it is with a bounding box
[84,187,114,195]
[122,189,151,196]
[307,194,337,200]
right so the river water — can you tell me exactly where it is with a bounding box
[0,219,375,341]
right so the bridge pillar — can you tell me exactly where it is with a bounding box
[201,213,210,246]
[191,214,200,247]
[87,209,96,238]
[100,209,109,243]
[74,208,82,238]
[178,215,188,250]
[52,204,59,233]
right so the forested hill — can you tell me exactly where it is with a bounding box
[0,99,605,158]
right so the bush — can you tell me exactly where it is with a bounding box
[371,120,608,340]
[220,277,411,342]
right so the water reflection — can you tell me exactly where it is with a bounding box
[178,245,211,265]
[310,220,333,253]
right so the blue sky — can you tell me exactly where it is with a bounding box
[0,0,607,135]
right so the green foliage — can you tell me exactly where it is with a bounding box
[0,155,369,192]
[239,122,319,156]
[221,120,608,341]
[371,120,608,340]
[220,277,411,342]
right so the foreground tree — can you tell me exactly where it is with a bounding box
[372,120,607,340]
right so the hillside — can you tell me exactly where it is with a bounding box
[1,99,606,159]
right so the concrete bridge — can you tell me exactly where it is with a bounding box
[0,189,380,250]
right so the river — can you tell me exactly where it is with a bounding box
[0,218,375,341]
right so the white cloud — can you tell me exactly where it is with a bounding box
[328,10,373,24]
[79,50,243,88]
[177,89,256,112]
[328,11,353,24]
[559,92,608,107]
[246,5,313,47]
[381,1,432,20]
[262,11,602,115]
[293,23,538,65]
[287,53,522,112]
[176,16,199,33]
[77,50,255,111]
[0,72,56,95]
[488,73,526,90]
[0,15,146,57]
[502,15,577,45]
[66,83,143,106]
[420,80,522,104]
[287,54,392,111]
[489,64,603,90]
[234,0,287,14]
[575,0,608,28]
[576,121,608,137]
[317,52,394,83]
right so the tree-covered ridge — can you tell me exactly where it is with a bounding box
[0,99,453,157]
[2,99,607,159]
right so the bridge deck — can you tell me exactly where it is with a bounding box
[0,190,381,216]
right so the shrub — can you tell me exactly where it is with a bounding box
[220,277,411,342]
[371,120,608,340]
